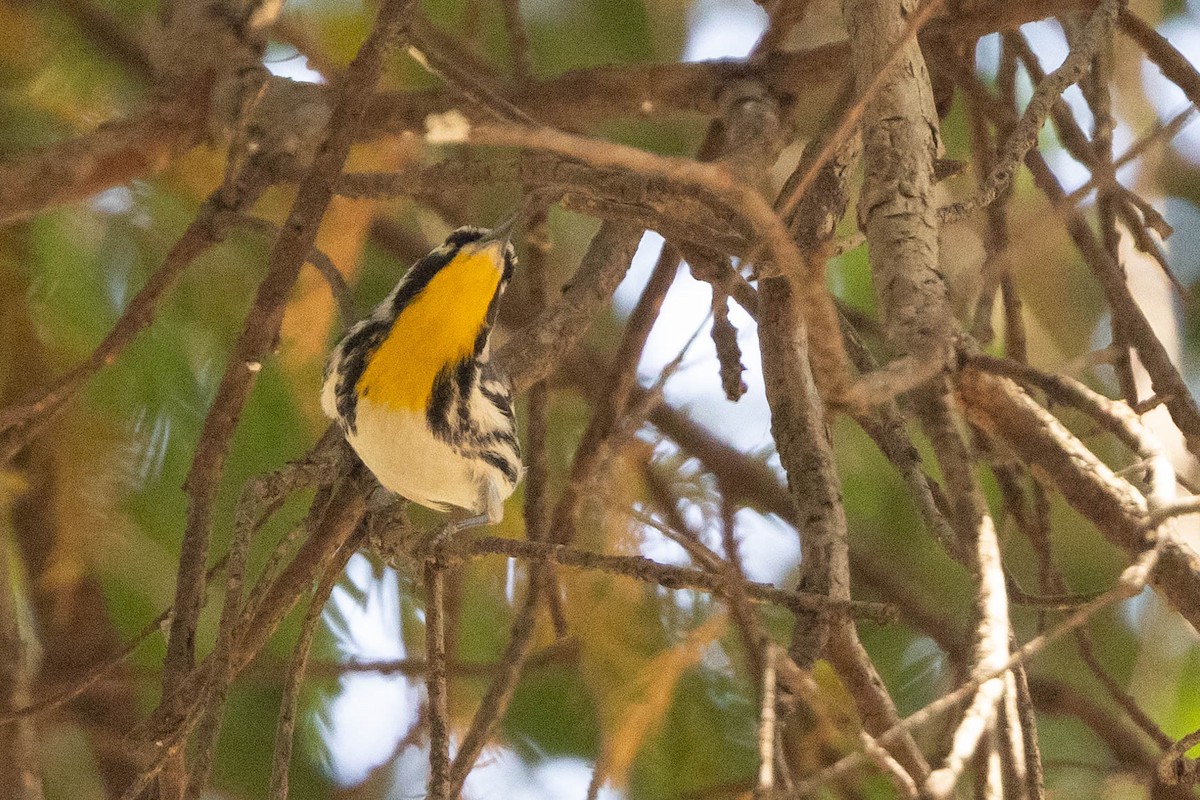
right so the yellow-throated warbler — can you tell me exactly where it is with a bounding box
[321,225,522,527]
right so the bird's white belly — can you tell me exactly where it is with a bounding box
[347,399,480,513]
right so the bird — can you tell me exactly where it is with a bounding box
[321,224,522,529]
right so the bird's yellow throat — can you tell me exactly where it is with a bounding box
[358,246,503,412]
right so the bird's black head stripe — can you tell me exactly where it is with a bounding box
[444,227,488,248]
[391,248,453,315]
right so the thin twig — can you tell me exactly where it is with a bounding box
[790,549,1159,797]
[436,535,896,623]
[776,0,949,222]
[424,553,451,800]
[755,647,778,798]
[184,475,269,799]
[940,0,1121,222]
[859,730,919,799]
[1159,726,1200,787]
[1074,632,1173,750]
[0,557,227,727]
[0,169,270,464]
[499,0,534,80]
[268,534,359,800]
[446,568,544,798]
[156,8,417,791]
[235,215,355,326]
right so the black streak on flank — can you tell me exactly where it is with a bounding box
[337,319,389,433]
[427,365,455,440]
[454,358,477,438]
[478,428,520,452]
[480,450,520,484]
[473,320,492,359]
[479,383,514,423]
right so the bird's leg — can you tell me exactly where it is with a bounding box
[471,480,506,528]
[429,482,505,545]
[449,513,490,533]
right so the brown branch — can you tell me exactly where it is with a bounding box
[518,208,568,635]
[1120,10,1200,115]
[1023,141,1200,457]
[464,123,806,287]
[58,0,155,81]
[940,0,1121,223]
[776,0,947,223]
[965,354,1177,511]
[0,168,270,464]
[0,0,1100,224]
[497,220,644,393]
[761,120,853,665]
[791,550,1156,796]
[406,17,540,127]
[499,0,534,80]
[1028,676,1194,799]
[339,158,753,257]
[0,531,42,800]
[550,240,681,546]
[423,556,451,800]
[958,368,1200,632]
[184,467,270,799]
[1074,633,1173,751]
[362,0,1100,137]
[156,5,416,794]
[0,104,204,225]
[440,535,897,623]
[267,534,358,800]
[845,0,951,362]
[445,565,545,798]
[1159,726,1200,787]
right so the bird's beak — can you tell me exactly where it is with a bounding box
[484,213,517,245]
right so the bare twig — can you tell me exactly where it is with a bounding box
[1159,726,1200,787]
[1120,9,1200,114]
[924,509,1010,799]
[184,474,272,799]
[446,567,544,799]
[430,535,897,623]
[755,646,778,798]
[0,169,270,464]
[268,534,359,800]
[940,0,1121,222]
[234,215,355,326]
[499,0,534,80]
[1020,142,1200,457]
[0,529,42,800]
[157,7,417,794]
[776,0,948,222]
[959,368,1200,631]
[791,550,1158,797]
[406,19,540,126]
[497,221,643,393]
[424,555,451,800]
[859,730,919,799]
[0,557,226,727]
[1074,633,1173,750]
